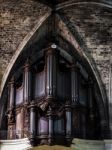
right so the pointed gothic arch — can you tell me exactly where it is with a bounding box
[0,12,109,146]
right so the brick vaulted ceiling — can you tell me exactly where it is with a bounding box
[36,0,112,8]
[0,0,112,98]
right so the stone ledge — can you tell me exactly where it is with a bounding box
[1,138,112,150]
[71,138,105,150]
[0,138,32,150]
[104,139,112,150]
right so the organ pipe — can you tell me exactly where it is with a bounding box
[45,47,59,99]
[71,63,80,104]
[9,77,15,109]
[23,60,31,103]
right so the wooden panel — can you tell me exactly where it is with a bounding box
[79,82,87,105]
[57,71,71,99]
[16,111,23,138]
[8,125,15,139]
[24,109,29,137]
[54,118,64,135]
[38,117,48,135]
[72,110,80,137]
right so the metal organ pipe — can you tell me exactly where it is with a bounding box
[45,47,59,99]
[70,63,81,138]
[44,47,59,144]
[23,61,36,145]
[9,77,15,109]
[23,60,31,103]
[71,64,80,104]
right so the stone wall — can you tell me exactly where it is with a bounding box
[59,4,112,98]
[0,0,112,137]
[0,0,50,85]
[0,1,112,98]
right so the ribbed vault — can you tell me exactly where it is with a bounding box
[0,0,112,139]
[0,8,110,139]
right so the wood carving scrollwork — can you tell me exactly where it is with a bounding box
[7,109,15,123]
[37,99,49,111]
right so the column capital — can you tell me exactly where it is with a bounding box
[29,101,36,109]
[44,46,59,56]
[47,106,53,116]
[8,76,15,85]
[65,101,71,111]
[68,62,80,72]
[23,59,31,72]
[7,109,15,124]
[23,100,29,106]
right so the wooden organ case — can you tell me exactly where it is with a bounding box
[7,44,101,146]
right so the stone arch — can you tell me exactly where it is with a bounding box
[58,37,109,138]
[0,10,109,140]
[56,14,109,138]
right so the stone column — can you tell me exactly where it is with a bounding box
[71,63,80,104]
[9,77,15,109]
[47,106,53,145]
[45,46,59,100]
[65,102,72,144]
[29,104,36,146]
[23,60,31,104]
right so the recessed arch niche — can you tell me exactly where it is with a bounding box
[0,16,109,146]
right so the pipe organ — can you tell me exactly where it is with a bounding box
[6,44,100,145]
